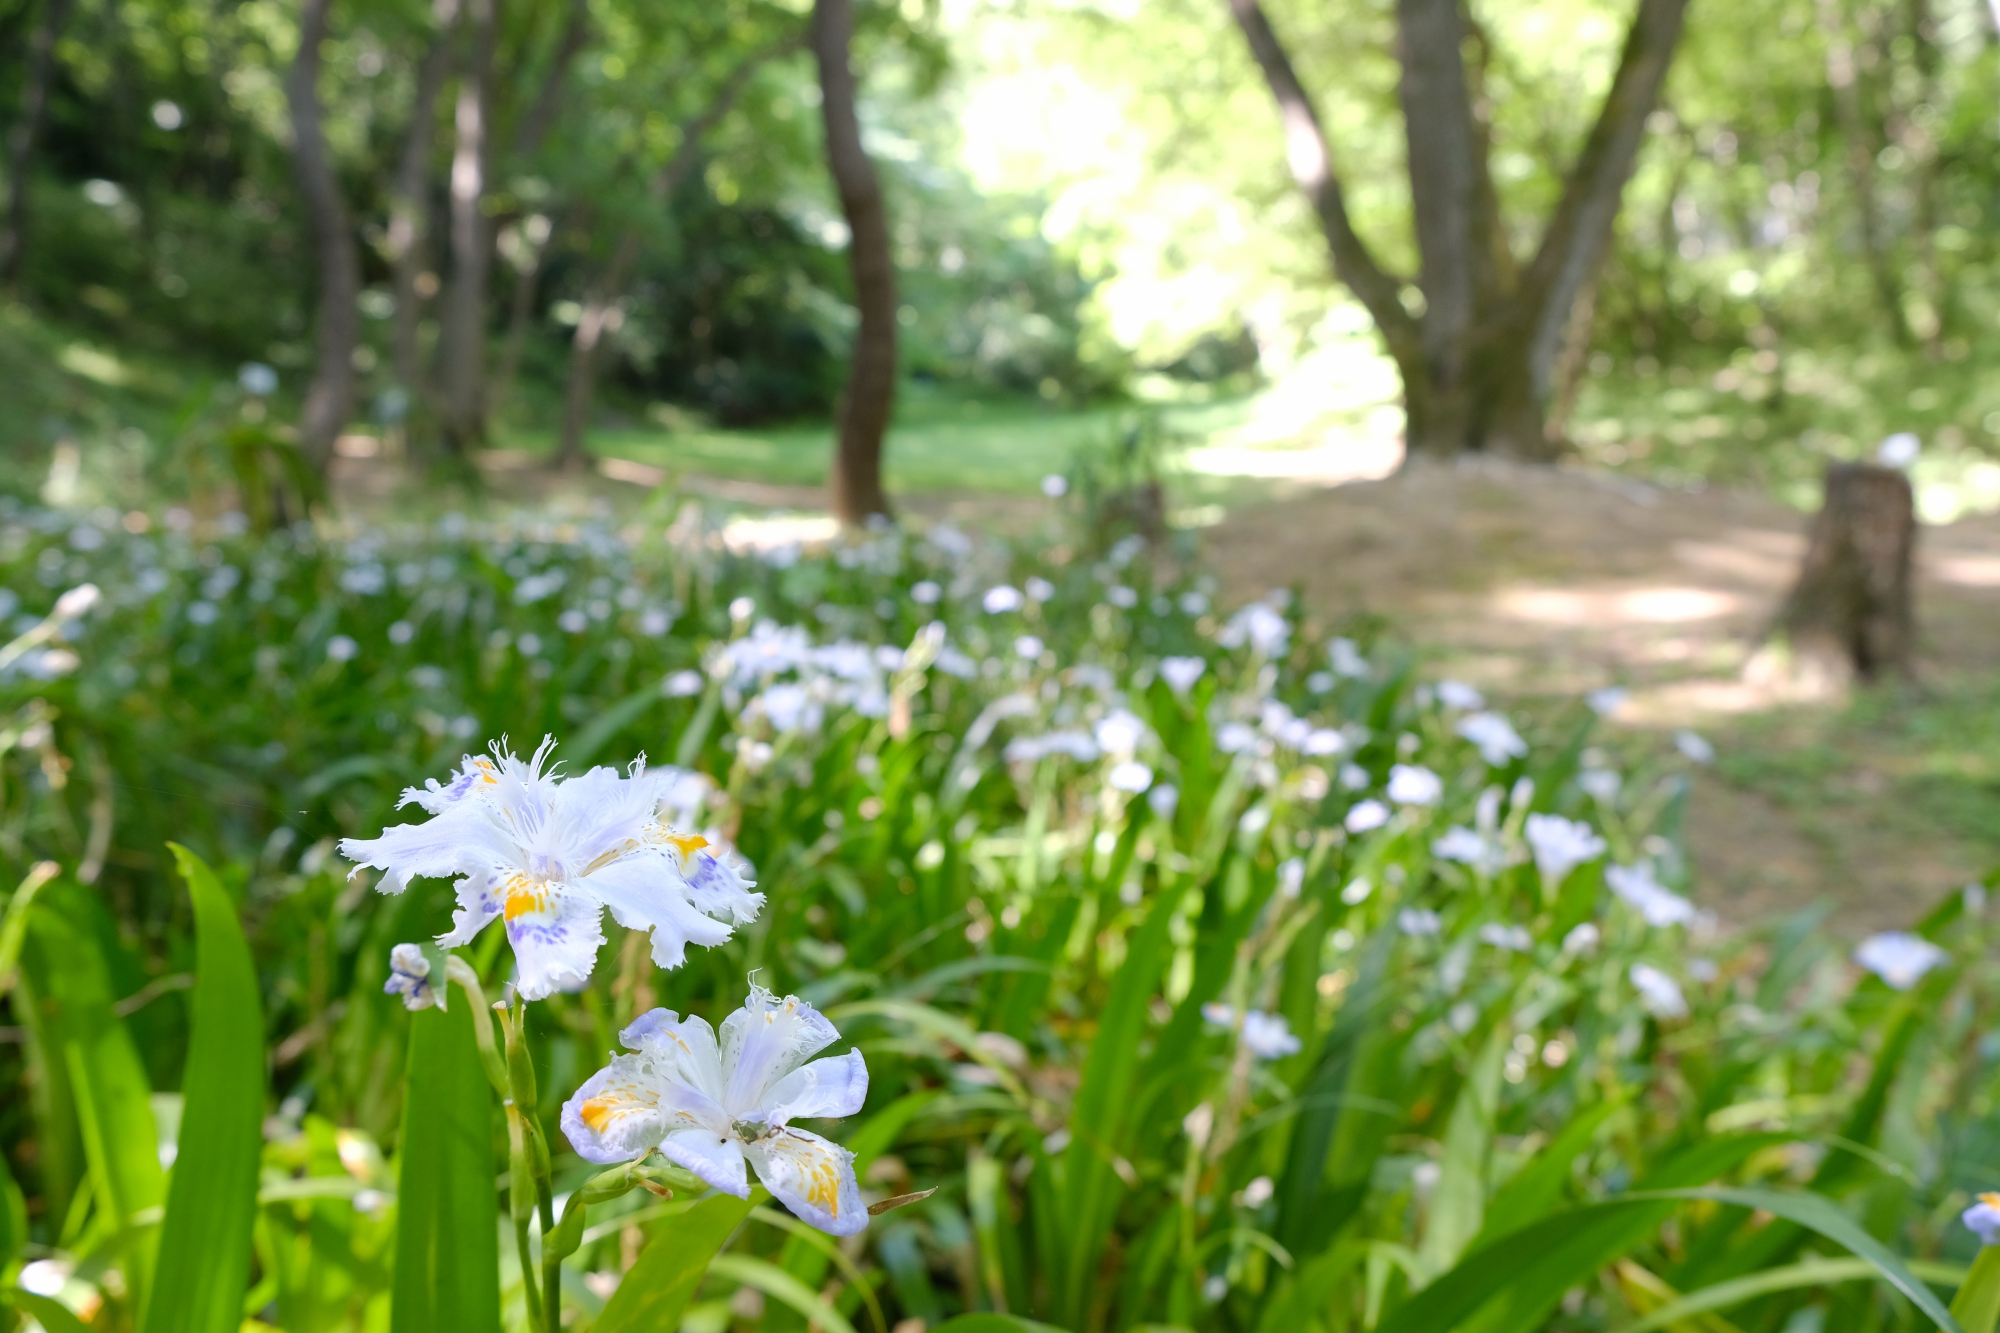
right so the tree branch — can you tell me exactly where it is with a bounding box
[1520,0,1690,397]
[1225,0,1418,356]
[511,0,591,158]
[552,35,799,471]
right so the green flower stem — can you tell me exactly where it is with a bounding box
[497,999,557,1333]
[443,956,510,1097]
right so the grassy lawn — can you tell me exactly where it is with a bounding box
[499,384,1273,494]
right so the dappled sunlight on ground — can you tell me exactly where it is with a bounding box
[1200,456,2000,931]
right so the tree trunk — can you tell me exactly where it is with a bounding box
[1226,0,1687,462]
[0,0,76,288]
[488,2,592,418]
[388,2,458,413]
[1761,462,1916,687]
[1817,0,1914,347]
[813,0,895,525]
[554,229,639,471]
[551,40,792,472]
[491,204,570,415]
[285,0,362,474]
[438,0,497,457]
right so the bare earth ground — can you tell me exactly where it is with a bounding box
[332,449,2000,934]
[1201,457,2000,932]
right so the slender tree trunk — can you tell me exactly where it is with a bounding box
[813,0,895,524]
[491,204,570,414]
[552,42,791,471]
[0,0,77,288]
[487,1,591,418]
[438,0,497,457]
[285,0,362,474]
[1819,0,1913,347]
[389,2,458,412]
[555,229,639,471]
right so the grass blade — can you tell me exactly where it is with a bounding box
[142,846,266,1333]
[1472,1093,1627,1248]
[1621,1256,1969,1333]
[1649,1187,1962,1332]
[1952,1246,2000,1333]
[1418,1025,1505,1273]
[10,1290,94,1333]
[1058,879,1189,1325]
[594,1192,755,1333]
[1385,1134,1786,1333]
[930,1317,1068,1332]
[19,881,165,1312]
[389,1000,499,1333]
[708,1253,860,1333]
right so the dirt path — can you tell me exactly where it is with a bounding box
[1201,457,2000,932]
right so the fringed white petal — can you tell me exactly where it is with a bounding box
[503,881,604,1000]
[657,1125,750,1198]
[585,856,734,970]
[763,1050,868,1124]
[745,1129,866,1236]
[720,989,841,1116]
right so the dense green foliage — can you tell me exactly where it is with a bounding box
[5,0,2000,499]
[0,496,1995,1329]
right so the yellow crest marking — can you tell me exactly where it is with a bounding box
[663,831,710,858]
[502,873,550,921]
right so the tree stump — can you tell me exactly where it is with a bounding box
[1756,461,1915,689]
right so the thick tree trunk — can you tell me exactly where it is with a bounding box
[285,0,362,474]
[0,0,74,287]
[388,4,457,411]
[813,0,895,524]
[1760,462,1916,687]
[1226,0,1686,462]
[552,42,790,472]
[438,0,497,457]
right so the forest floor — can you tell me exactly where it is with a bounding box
[332,446,2000,935]
[1201,457,2000,934]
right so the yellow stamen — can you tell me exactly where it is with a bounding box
[579,1097,618,1133]
[1982,1192,2000,1209]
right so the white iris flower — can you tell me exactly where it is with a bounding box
[1630,962,1688,1019]
[1457,712,1528,767]
[1387,764,1443,806]
[1436,679,1484,710]
[384,943,438,1011]
[1201,1003,1302,1060]
[560,988,868,1235]
[1852,931,1948,991]
[1606,862,1698,928]
[1433,826,1506,877]
[1524,814,1607,885]
[1158,656,1206,695]
[1964,1193,2000,1246]
[340,739,762,1000]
